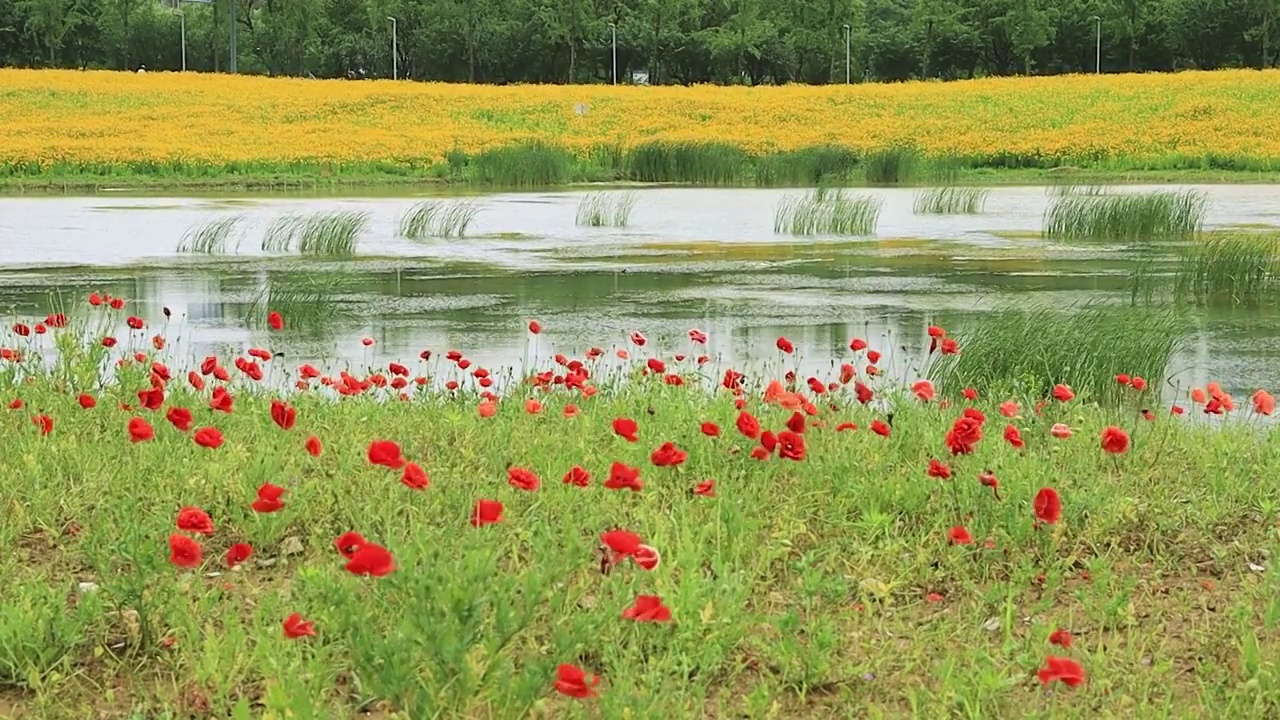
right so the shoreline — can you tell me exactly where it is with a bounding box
[2,167,1278,197]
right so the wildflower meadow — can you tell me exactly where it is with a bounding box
[2,297,1279,717]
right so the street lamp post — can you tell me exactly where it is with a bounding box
[387,17,398,80]
[1091,15,1101,74]
[843,24,851,84]
[175,9,185,71]
[608,22,617,85]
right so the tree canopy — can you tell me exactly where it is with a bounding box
[1,0,1277,82]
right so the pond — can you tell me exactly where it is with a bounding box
[2,185,1279,395]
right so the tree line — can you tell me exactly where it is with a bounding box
[2,0,1277,84]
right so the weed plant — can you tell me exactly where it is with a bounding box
[575,192,638,227]
[774,189,882,235]
[264,212,367,257]
[1173,231,1280,305]
[176,217,243,254]
[1043,191,1208,241]
[625,141,749,184]
[913,187,989,214]
[398,201,480,239]
[863,147,920,185]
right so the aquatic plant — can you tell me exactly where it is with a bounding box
[263,211,367,257]
[927,305,1184,401]
[575,192,638,227]
[774,189,882,235]
[1173,231,1280,305]
[1043,190,1208,241]
[754,145,860,186]
[398,200,480,239]
[176,216,243,254]
[913,186,988,214]
[625,141,749,184]
[862,147,920,185]
[471,142,574,187]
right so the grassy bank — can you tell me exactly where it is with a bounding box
[3,68,1280,193]
[1,299,1278,717]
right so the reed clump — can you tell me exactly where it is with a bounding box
[263,211,367,257]
[863,147,920,185]
[1043,190,1208,241]
[928,305,1184,401]
[575,192,638,227]
[774,189,882,236]
[398,201,480,239]
[913,186,988,214]
[176,216,243,254]
[471,142,574,187]
[1173,231,1280,305]
[625,141,749,184]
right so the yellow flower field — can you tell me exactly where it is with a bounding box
[2,68,1279,173]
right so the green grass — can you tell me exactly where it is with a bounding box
[774,189,882,235]
[263,211,367,257]
[175,216,244,254]
[575,192,638,227]
[754,145,861,186]
[3,305,1280,717]
[913,186,989,214]
[927,305,1185,402]
[1173,231,1280,305]
[397,200,480,239]
[863,147,920,185]
[1043,190,1208,241]
[471,142,575,187]
[625,141,750,184]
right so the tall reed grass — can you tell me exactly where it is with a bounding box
[774,189,882,235]
[626,141,749,184]
[471,142,574,187]
[1043,190,1208,241]
[575,192,638,227]
[262,211,367,257]
[913,187,988,214]
[928,305,1184,401]
[245,273,356,333]
[862,147,920,185]
[1173,231,1280,305]
[754,145,860,186]
[176,216,243,254]
[398,201,480,239]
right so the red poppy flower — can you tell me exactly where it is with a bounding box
[224,543,253,567]
[345,542,396,577]
[1037,656,1085,688]
[629,330,647,346]
[776,336,794,354]
[210,387,233,413]
[361,337,374,347]
[1033,487,1062,525]
[777,430,805,461]
[927,459,951,479]
[164,407,192,431]
[477,400,497,417]
[176,506,214,535]
[1003,424,1025,449]
[89,292,103,306]
[333,532,366,558]
[137,386,164,411]
[698,421,721,438]
[563,465,591,487]
[836,422,858,432]
[250,483,287,513]
[128,416,155,442]
[693,479,715,497]
[270,399,297,430]
[871,419,891,437]
[634,544,661,570]
[867,349,881,364]
[962,387,978,401]
[612,417,641,443]
[78,393,96,409]
[169,534,202,569]
[781,412,805,435]
[471,499,503,526]
[642,357,665,374]
[126,316,144,330]
[283,612,316,639]
[912,380,935,402]
[193,427,224,449]
[1100,426,1130,454]
[735,411,761,440]
[11,322,31,337]
[945,417,983,455]
[978,469,1000,497]
[1052,384,1075,402]
[1048,629,1072,648]
[31,414,53,435]
[266,310,284,331]
[848,337,867,352]
[526,319,542,334]
[948,526,973,545]
[553,663,600,699]
[402,462,430,490]
[854,382,873,405]
[940,338,958,354]
[601,529,643,557]
[305,435,323,457]
[1253,390,1276,416]
[1115,373,1131,385]
[650,441,688,467]
[688,328,708,344]
[1171,404,1185,415]
[605,461,642,491]
[247,348,272,362]
[622,594,672,622]
[507,466,540,491]
[367,440,406,469]
[1131,376,1148,391]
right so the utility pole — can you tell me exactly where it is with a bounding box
[229,0,238,73]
